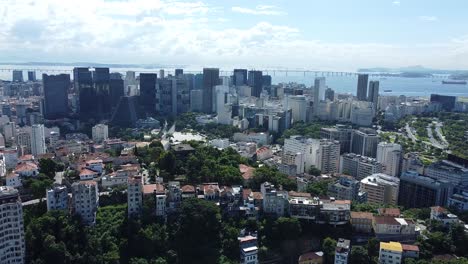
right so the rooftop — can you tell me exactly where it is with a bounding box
[401,244,419,252]
[298,251,324,262]
[380,241,403,252]
[351,211,374,220]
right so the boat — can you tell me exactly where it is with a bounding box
[442,80,467,85]
[384,89,392,92]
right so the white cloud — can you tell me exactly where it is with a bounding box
[0,0,467,70]
[392,1,401,6]
[231,5,286,16]
[418,16,438,21]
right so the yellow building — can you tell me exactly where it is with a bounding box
[379,242,403,264]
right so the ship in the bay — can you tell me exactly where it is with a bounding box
[442,80,467,85]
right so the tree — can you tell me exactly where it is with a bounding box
[39,158,61,178]
[174,198,222,264]
[349,246,369,264]
[322,237,337,264]
[306,179,333,196]
[308,166,321,176]
[366,237,379,259]
[271,217,302,241]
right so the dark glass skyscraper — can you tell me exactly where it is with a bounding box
[248,70,263,97]
[93,68,111,119]
[42,73,70,119]
[368,81,380,109]
[28,71,36,82]
[202,68,220,113]
[356,74,369,101]
[233,69,247,86]
[175,69,184,77]
[110,76,125,109]
[74,67,94,120]
[139,73,157,116]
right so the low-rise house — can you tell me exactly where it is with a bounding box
[79,168,98,181]
[181,185,196,199]
[373,216,416,242]
[239,164,255,185]
[15,162,39,177]
[378,208,401,217]
[203,183,220,200]
[239,235,258,264]
[261,182,288,217]
[299,251,324,264]
[379,242,403,264]
[430,206,459,226]
[401,244,419,259]
[256,146,273,161]
[167,181,182,211]
[350,211,374,233]
[86,159,103,174]
[334,238,350,264]
[6,173,21,188]
[288,196,351,225]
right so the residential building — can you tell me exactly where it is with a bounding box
[16,130,31,156]
[401,244,419,260]
[334,238,350,264]
[376,142,402,177]
[283,136,317,172]
[360,173,400,205]
[143,184,167,218]
[316,139,340,174]
[282,151,304,174]
[31,124,46,156]
[127,176,143,217]
[373,216,416,242]
[339,153,383,180]
[430,206,459,226]
[239,235,258,264]
[379,242,403,264]
[233,132,270,145]
[203,68,220,113]
[42,73,70,119]
[350,211,373,233]
[325,88,335,101]
[425,160,468,187]
[6,172,21,188]
[261,182,288,217]
[0,186,25,264]
[46,185,69,211]
[448,191,468,211]
[398,171,453,208]
[356,74,369,101]
[328,175,360,201]
[350,128,380,158]
[320,125,352,154]
[288,196,351,225]
[299,251,324,264]
[92,124,109,143]
[15,162,39,177]
[72,181,99,225]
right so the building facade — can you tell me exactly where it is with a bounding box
[0,186,25,264]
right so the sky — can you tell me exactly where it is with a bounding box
[0,0,467,71]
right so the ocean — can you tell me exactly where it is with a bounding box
[0,65,466,97]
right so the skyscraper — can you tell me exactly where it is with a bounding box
[325,87,335,101]
[139,73,157,116]
[350,128,380,158]
[368,81,380,109]
[111,96,138,127]
[175,69,184,77]
[72,181,99,225]
[42,73,70,119]
[233,69,248,86]
[74,67,95,119]
[248,70,263,97]
[12,70,23,82]
[93,68,111,119]
[202,68,220,113]
[314,77,326,113]
[356,74,369,101]
[156,77,190,116]
[31,124,46,156]
[0,186,25,263]
[110,75,125,109]
[28,71,36,81]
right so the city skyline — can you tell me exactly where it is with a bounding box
[1,0,468,70]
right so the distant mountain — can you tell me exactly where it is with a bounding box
[358,65,468,75]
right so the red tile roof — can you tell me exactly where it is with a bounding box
[373,216,399,225]
[401,244,419,252]
[181,185,195,193]
[289,191,312,198]
[143,184,165,195]
[79,168,98,176]
[351,211,374,220]
[239,164,255,180]
[299,252,323,262]
[15,162,38,172]
[243,188,252,200]
[378,208,401,216]
[430,206,447,213]
[252,192,263,200]
[19,154,34,161]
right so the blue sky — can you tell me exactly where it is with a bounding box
[0,0,467,70]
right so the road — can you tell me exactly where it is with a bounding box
[434,122,449,146]
[426,125,446,149]
[405,123,418,142]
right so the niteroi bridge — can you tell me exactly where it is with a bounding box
[0,67,447,78]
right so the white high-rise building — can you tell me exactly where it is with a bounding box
[127,176,143,218]
[46,185,69,211]
[72,181,99,225]
[31,124,46,156]
[215,85,232,125]
[316,139,341,174]
[377,142,402,177]
[286,95,307,123]
[0,186,25,264]
[3,122,16,143]
[314,77,326,114]
[283,136,318,172]
[360,173,400,205]
[92,124,109,143]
